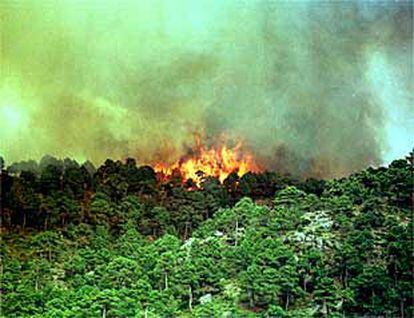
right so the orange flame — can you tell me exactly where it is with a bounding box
[153,137,260,185]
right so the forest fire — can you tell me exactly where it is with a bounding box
[153,137,260,185]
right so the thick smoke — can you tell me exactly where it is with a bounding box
[0,0,412,178]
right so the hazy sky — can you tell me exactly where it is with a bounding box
[0,0,412,177]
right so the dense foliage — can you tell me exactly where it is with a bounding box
[1,154,413,317]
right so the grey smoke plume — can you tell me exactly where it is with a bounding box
[0,0,412,178]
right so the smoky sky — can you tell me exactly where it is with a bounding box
[0,0,413,178]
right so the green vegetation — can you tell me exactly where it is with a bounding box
[1,154,413,317]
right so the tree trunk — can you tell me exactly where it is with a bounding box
[164,272,168,290]
[61,213,66,227]
[44,215,48,231]
[322,300,328,317]
[248,288,254,308]
[371,290,375,309]
[393,261,397,287]
[285,292,290,310]
[184,222,190,240]
[188,286,193,311]
[304,276,308,292]
[22,212,26,229]
[235,218,239,246]
[345,266,348,288]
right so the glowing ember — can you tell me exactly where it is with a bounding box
[153,138,260,185]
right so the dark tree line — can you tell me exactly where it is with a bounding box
[1,155,295,238]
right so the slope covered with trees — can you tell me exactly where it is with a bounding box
[0,154,413,317]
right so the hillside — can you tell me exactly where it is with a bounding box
[1,155,413,317]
